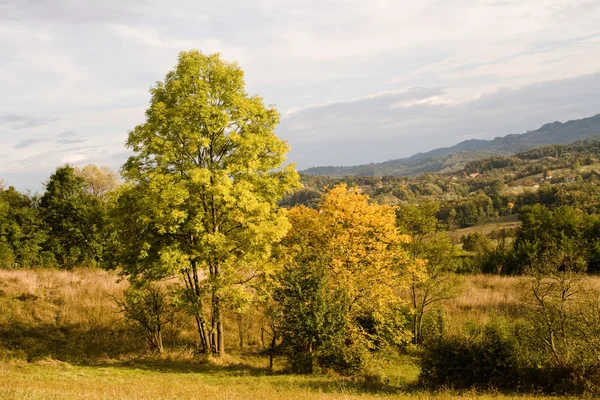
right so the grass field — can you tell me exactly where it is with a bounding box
[0,269,589,399]
[0,358,571,400]
[449,215,521,243]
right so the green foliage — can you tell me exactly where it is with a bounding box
[40,165,106,269]
[114,50,299,356]
[398,202,463,344]
[116,282,175,354]
[511,205,592,274]
[275,256,354,373]
[0,187,51,269]
[464,156,520,175]
[420,323,520,391]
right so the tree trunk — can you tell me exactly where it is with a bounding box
[210,262,225,357]
[185,267,210,354]
[269,331,278,372]
[217,304,225,357]
[156,331,164,354]
[237,314,244,351]
[193,313,210,354]
[411,273,419,344]
[417,312,424,344]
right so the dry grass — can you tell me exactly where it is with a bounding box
[0,268,125,328]
[0,268,594,398]
[0,268,138,361]
[452,275,527,310]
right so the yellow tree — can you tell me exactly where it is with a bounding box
[114,50,299,357]
[74,165,121,200]
[277,184,411,373]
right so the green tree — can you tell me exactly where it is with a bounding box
[398,202,462,344]
[115,281,175,354]
[40,165,105,269]
[0,187,50,268]
[512,205,588,274]
[115,50,299,357]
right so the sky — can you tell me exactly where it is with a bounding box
[1,0,600,191]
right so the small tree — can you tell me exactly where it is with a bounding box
[74,165,121,200]
[276,185,411,373]
[260,300,283,371]
[526,245,586,367]
[117,282,174,354]
[397,202,463,344]
[411,234,462,344]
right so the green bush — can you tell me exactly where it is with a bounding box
[419,319,600,395]
[419,324,519,391]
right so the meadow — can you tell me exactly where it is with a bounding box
[0,268,587,399]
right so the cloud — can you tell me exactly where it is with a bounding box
[55,131,85,145]
[0,0,144,23]
[279,73,600,169]
[11,131,86,150]
[61,152,89,164]
[1,0,600,190]
[14,138,43,149]
[57,138,84,145]
[58,131,77,138]
[0,114,59,129]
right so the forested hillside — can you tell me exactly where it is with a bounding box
[302,113,600,177]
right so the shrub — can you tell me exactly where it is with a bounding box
[420,317,600,395]
[115,282,174,354]
[419,324,519,391]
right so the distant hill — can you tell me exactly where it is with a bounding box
[301,113,600,177]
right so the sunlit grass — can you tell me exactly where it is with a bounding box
[0,268,589,398]
[0,359,568,400]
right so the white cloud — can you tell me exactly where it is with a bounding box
[278,73,600,168]
[0,0,599,190]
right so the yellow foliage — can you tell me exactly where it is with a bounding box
[284,184,412,344]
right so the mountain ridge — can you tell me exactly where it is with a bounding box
[301,113,600,177]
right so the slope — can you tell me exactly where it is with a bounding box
[301,113,600,177]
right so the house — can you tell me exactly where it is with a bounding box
[468,173,481,179]
[565,174,578,182]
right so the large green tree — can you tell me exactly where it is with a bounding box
[40,165,106,269]
[115,50,298,356]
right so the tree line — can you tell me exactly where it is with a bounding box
[0,165,119,269]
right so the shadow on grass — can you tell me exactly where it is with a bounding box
[0,323,142,362]
[1,323,415,395]
[87,358,271,377]
[78,358,412,395]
